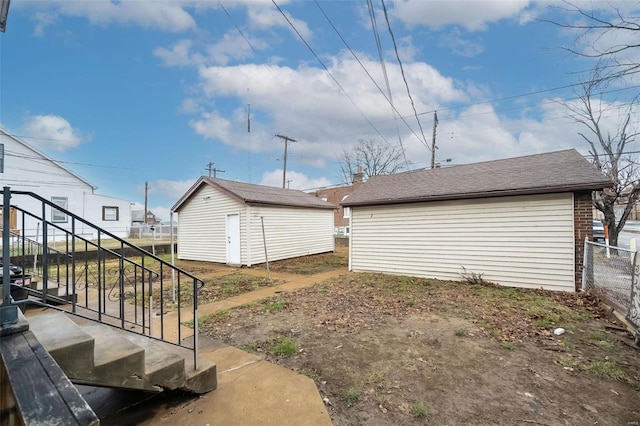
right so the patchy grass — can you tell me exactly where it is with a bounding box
[585,359,631,383]
[454,329,466,337]
[270,337,298,357]
[251,249,348,275]
[343,387,360,405]
[410,401,431,418]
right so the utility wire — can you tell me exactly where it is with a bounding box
[219,1,258,55]
[380,0,429,150]
[366,0,408,168]
[271,0,395,149]
[315,0,409,167]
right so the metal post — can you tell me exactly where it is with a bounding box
[261,216,270,280]
[170,211,176,303]
[1,186,18,325]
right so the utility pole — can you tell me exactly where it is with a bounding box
[144,181,149,224]
[275,134,297,188]
[205,162,225,178]
[431,111,439,169]
[286,179,293,189]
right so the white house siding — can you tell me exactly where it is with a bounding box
[177,185,245,262]
[350,193,575,292]
[246,205,334,265]
[1,132,132,240]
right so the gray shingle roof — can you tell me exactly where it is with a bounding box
[172,177,336,211]
[343,149,611,207]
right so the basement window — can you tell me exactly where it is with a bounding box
[103,206,119,221]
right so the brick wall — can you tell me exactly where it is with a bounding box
[574,191,594,291]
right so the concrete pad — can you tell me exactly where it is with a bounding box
[137,346,332,426]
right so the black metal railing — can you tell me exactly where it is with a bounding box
[0,189,203,369]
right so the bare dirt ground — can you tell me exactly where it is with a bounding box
[200,254,640,425]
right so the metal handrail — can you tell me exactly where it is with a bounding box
[1,189,203,370]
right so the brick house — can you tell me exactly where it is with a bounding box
[311,170,363,237]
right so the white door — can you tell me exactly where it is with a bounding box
[226,213,241,264]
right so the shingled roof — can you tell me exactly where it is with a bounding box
[343,149,611,207]
[172,177,336,212]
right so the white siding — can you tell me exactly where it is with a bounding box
[1,133,131,239]
[246,206,334,265]
[177,185,245,262]
[350,193,575,292]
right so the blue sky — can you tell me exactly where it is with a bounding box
[1,1,638,220]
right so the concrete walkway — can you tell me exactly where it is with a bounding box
[144,265,349,425]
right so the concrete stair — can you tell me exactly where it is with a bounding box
[27,312,217,394]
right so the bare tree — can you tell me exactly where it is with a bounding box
[543,1,640,82]
[564,69,640,246]
[337,139,406,184]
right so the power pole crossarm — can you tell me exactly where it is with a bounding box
[275,134,297,188]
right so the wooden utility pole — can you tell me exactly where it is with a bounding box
[431,111,439,169]
[144,181,149,224]
[275,134,297,188]
[213,167,225,178]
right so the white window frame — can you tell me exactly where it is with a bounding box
[342,194,351,219]
[51,196,68,223]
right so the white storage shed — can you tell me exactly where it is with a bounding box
[172,177,336,266]
[342,150,611,292]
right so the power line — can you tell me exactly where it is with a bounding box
[381,0,429,150]
[271,0,395,149]
[218,1,258,55]
[315,0,410,167]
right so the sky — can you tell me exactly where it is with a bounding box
[1,0,638,221]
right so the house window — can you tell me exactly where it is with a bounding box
[103,206,119,221]
[51,196,68,223]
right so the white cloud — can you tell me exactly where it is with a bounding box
[246,4,312,39]
[154,39,204,67]
[189,111,233,143]
[145,178,197,202]
[259,170,332,190]
[22,115,85,151]
[395,0,531,31]
[24,1,197,34]
[189,54,469,172]
[438,29,484,57]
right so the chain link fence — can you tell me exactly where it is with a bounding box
[582,240,634,312]
[582,240,640,342]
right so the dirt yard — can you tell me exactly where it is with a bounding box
[200,258,640,425]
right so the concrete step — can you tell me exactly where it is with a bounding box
[27,311,217,394]
[81,324,147,390]
[120,333,186,391]
[28,312,95,377]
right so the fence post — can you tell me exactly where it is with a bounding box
[582,237,590,292]
[1,186,19,325]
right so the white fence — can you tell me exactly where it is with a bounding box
[129,224,176,241]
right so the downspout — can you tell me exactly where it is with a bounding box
[246,205,252,266]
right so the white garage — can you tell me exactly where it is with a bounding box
[343,150,611,292]
[172,177,335,266]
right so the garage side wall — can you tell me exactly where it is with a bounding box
[574,191,594,290]
[247,206,334,265]
[177,185,245,262]
[350,193,576,292]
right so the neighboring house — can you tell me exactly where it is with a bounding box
[343,149,611,292]
[0,127,132,239]
[131,210,161,225]
[310,170,364,237]
[172,177,336,266]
